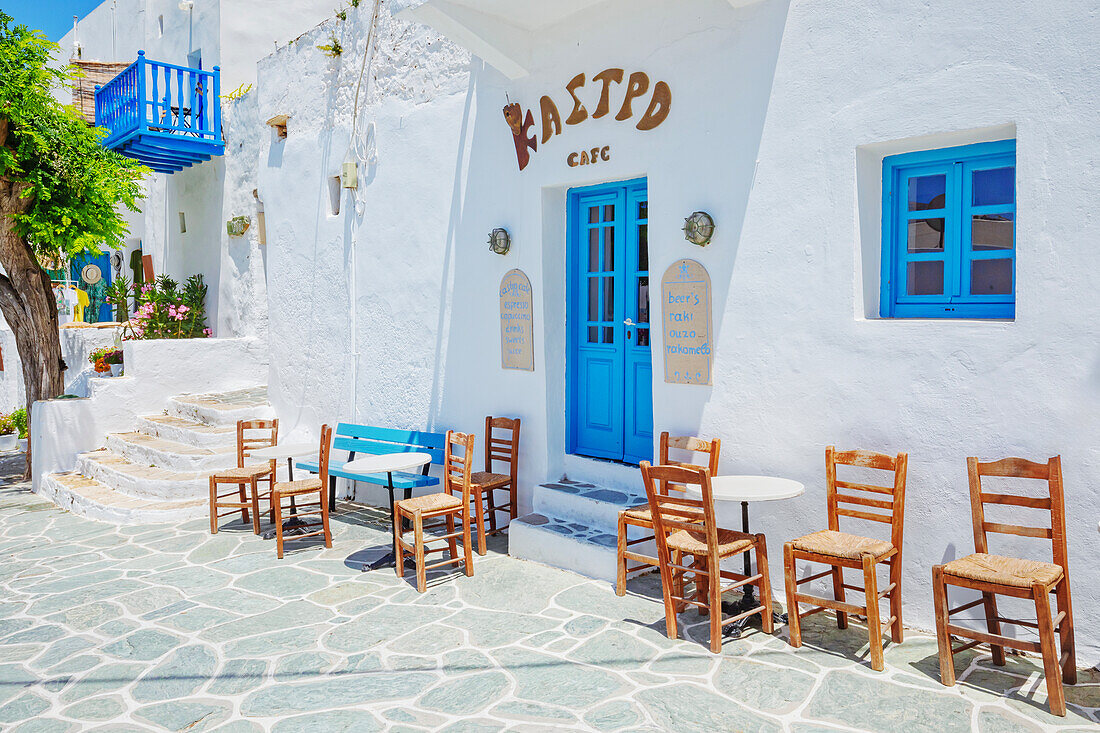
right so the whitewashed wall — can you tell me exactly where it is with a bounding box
[251,0,1100,662]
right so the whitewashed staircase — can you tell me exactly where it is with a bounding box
[39,386,274,523]
[508,479,656,583]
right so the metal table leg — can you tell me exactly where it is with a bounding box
[364,472,399,571]
[262,456,311,539]
[722,500,786,637]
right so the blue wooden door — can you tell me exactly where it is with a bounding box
[568,179,653,464]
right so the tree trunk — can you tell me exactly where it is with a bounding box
[0,178,66,480]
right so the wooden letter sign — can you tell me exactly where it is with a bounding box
[500,269,535,371]
[661,259,713,385]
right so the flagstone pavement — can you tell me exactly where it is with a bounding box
[1,455,1098,732]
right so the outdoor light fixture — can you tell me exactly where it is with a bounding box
[488,228,511,255]
[683,211,715,246]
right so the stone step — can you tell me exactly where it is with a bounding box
[38,472,205,524]
[104,431,238,473]
[532,480,645,534]
[136,413,237,449]
[508,511,653,584]
[75,449,209,502]
[167,385,274,426]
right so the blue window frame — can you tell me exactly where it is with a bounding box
[881,140,1016,319]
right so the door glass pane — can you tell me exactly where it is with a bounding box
[636,328,650,347]
[637,201,648,220]
[603,204,615,222]
[637,276,649,323]
[587,326,598,343]
[970,258,1013,295]
[587,229,600,271]
[972,213,1014,251]
[907,174,946,211]
[602,277,614,320]
[603,326,614,343]
[587,278,598,320]
[603,227,615,271]
[972,167,1014,206]
[907,261,944,296]
[907,218,945,252]
[588,206,599,224]
[638,224,648,271]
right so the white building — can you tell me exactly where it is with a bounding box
[30,0,1100,663]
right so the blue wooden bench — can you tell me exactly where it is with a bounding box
[295,423,447,511]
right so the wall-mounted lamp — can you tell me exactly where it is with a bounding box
[487,228,511,255]
[682,211,715,246]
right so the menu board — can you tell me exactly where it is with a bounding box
[499,269,535,371]
[661,259,713,385]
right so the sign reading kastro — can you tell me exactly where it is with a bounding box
[499,269,535,371]
[661,259,713,385]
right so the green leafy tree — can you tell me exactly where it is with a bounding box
[0,12,146,476]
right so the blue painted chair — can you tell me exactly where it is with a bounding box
[295,423,447,515]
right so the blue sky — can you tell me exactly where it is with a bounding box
[4,0,103,41]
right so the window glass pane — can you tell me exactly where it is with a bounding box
[638,224,648,271]
[637,201,648,220]
[588,206,599,224]
[637,276,649,323]
[972,213,1014,251]
[907,174,946,211]
[907,218,945,252]
[587,278,598,320]
[602,277,614,320]
[587,228,599,271]
[603,227,615,271]
[907,261,944,296]
[587,326,598,343]
[970,258,1013,296]
[637,328,650,347]
[603,204,615,223]
[972,167,1014,206]
[603,326,615,343]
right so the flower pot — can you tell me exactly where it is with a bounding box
[110,364,123,377]
[0,433,17,452]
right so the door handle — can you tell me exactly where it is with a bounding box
[623,318,636,327]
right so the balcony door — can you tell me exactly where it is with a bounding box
[567,178,653,464]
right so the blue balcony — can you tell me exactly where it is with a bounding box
[94,51,224,173]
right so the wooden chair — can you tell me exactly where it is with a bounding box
[395,430,476,592]
[208,419,278,535]
[932,456,1075,716]
[784,447,908,672]
[272,425,333,559]
[468,416,520,556]
[617,432,720,596]
[641,461,772,653]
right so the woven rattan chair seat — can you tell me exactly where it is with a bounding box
[790,529,894,561]
[397,492,462,514]
[943,552,1063,589]
[665,528,754,557]
[470,471,509,490]
[272,478,322,496]
[212,464,272,480]
[623,504,652,521]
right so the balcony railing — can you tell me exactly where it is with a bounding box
[94,51,224,173]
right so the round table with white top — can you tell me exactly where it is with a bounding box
[343,452,434,571]
[685,475,805,636]
[247,441,318,539]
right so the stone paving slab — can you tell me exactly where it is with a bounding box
[0,453,1097,732]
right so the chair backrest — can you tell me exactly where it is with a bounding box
[317,424,333,487]
[967,456,1067,572]
[655,432,721,496]
[640,461,720,563]
[484,416,520,481]
[444,431,475,509]
[825,446,908,551]
[332,423,447,465]
[238,419,278,468]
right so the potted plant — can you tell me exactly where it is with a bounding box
[0,414,17,452]
[106,349,124,377]
[89,346,112,376]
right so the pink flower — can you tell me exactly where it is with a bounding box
[203,328,213,337]
[141,284,153,293]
